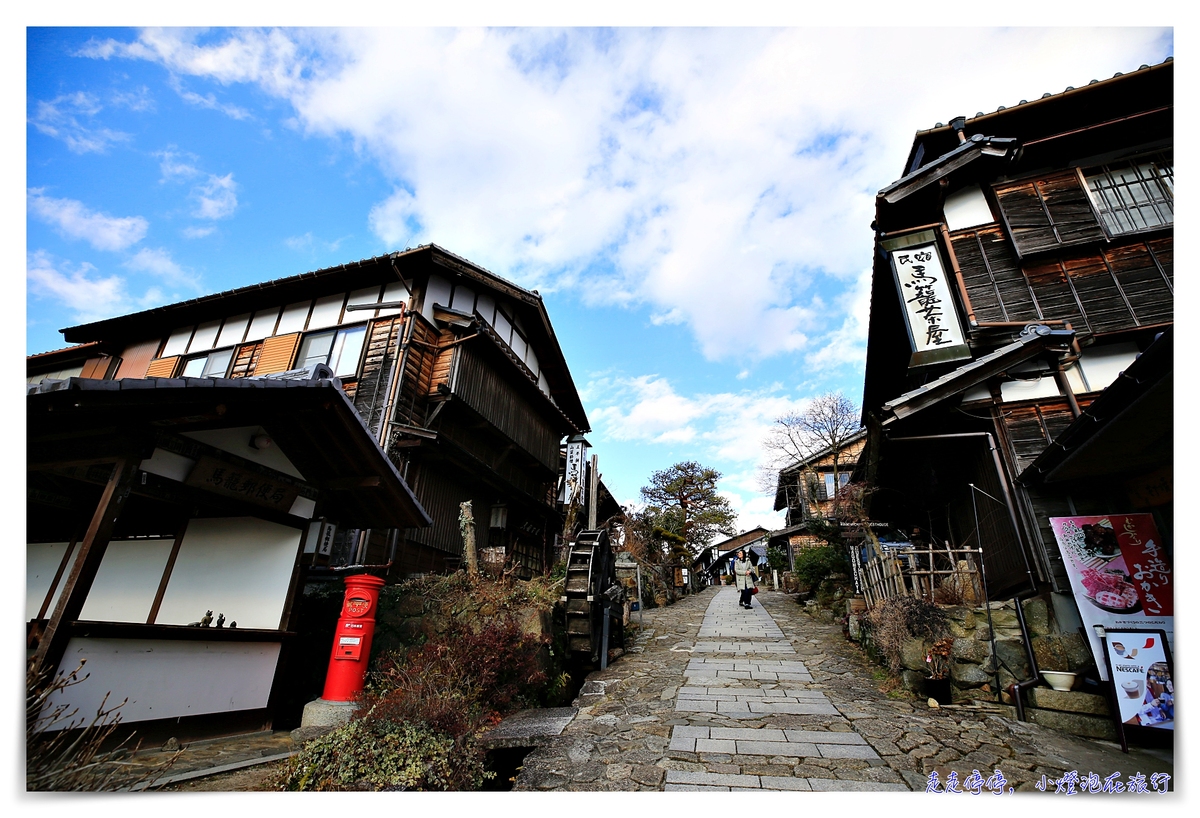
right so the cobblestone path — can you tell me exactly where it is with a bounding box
[513,585,1173,793]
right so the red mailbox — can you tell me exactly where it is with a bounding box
[321,573,386,702]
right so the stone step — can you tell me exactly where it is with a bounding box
[1026,687,1111,717]
[1024,707,1118,741]
[943,699,1118,742]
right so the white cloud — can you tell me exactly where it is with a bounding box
[27,189,148,251]
[169,75,254,120]
[192,173,239,220]
[27,251,129,323]
[586,373,808,465]
[284,231,347,252]
[155,148,202,182]
[124,247,200,288]
[182,225,216,239]
[29,92,130,154]
[88,27,1171,367]
[111,86,155,112]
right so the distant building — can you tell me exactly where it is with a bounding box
[773,430,867,526]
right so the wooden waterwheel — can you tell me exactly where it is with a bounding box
[562,529,625,665]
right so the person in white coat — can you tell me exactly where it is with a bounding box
[732,549,757,609]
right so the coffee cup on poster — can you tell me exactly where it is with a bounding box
[1112,641,1125,656]
[1122,681,1141,698]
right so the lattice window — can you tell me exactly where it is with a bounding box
[1084,151,1173,237]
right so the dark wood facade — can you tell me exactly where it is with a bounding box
[31,244,591,583]
[858,60,1173,599]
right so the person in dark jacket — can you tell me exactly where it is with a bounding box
[732,550,757,608]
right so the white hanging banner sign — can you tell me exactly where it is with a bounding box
[562,439,587,504]
[880,230,972,368]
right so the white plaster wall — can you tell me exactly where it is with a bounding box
[1000,374,1062,402]
[944,185,995,231]
[140,448,197,482]
[1078,342,1141,392]
[79,539,175,623]
[423,274,452,320]
[46,638,281,724]
[181,426,304,479]
[27,542,71,620]
[155,517,301,630]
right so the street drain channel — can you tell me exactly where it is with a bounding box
[481,746,534,791]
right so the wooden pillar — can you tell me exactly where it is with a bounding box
[31,457,141,677]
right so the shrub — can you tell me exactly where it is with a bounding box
[279,718,486,792]
[863,594,949,674]
[792,544,850,589]
[280,584,552,792]
[766,545,789,574]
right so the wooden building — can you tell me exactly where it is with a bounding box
[26,367,430,734]
[31,244,591,584]
[27,244,593,732]
[773,430,867,526]
[857,59,1173,601]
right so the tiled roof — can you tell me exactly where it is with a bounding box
[918,57,1172,135]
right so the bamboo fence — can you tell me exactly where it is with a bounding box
[858,540,984,609]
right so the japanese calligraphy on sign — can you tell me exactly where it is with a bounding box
[880,231,970,368]
[562,439,587,504]
[1050,514,1173,681]
[890,242,966,352]
[185,455,301,512]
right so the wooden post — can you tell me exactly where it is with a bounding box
[31,457,141,676]
[587,454,599,530]
[459,500,478,577]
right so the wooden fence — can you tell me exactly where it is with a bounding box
[857,541,985,609]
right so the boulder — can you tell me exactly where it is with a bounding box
[1032,636,1071,672]
[1062,633,1095,671]
[993,639,1031,680]
[847,614,862,641]
[980,603,1019,630]
[419,612,451,639]
[951,660,992,687]
[901,670,925,692]
[395,593,425,617]
[397,618,423,643]
[945,602,974,628]
[901,638,929,672]
[951,637,990,664]
[1020,597,1051,636]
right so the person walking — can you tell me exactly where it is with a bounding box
[732,549,757,609]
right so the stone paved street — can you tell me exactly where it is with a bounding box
[513,585,1174,793]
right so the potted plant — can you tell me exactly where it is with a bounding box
[923,636,953,705]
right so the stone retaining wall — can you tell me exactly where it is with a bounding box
[831,595,1115,740]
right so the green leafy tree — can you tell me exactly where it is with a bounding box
[638,461,738,559]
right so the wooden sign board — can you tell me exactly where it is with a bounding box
[184,455,300,512]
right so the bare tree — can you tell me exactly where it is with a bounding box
[763,391,862,519]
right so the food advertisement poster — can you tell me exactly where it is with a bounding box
[1050,514,1173,681]
[1103,630,1173,731]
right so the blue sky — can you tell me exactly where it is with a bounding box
[24,24,1175,536]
